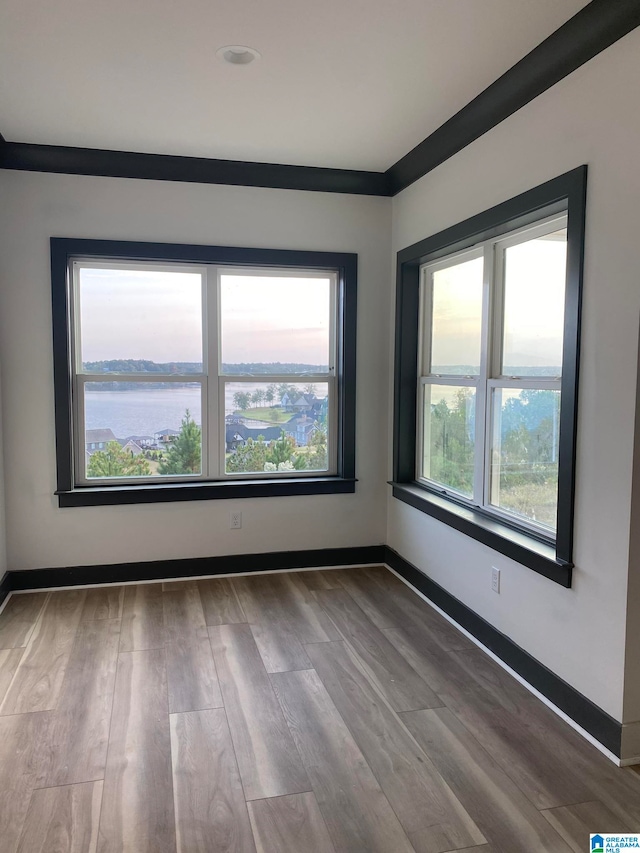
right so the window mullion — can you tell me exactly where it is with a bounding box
[74,375,86,483]
[415,267,429,479]
[205,266,219,479]
[477,241,494,509]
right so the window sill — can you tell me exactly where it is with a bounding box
[390,481,572,587]
[57,477,357,507]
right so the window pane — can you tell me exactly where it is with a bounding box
[79,267,203,372]
[225,381,329,474]
[501,228,567,377]
[220,274,331,374]
[489,388,560,530]
[430,256,483,375]
[84,382,202,479]
[422,384,475,497]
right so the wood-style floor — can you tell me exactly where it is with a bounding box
[0,566,638,852]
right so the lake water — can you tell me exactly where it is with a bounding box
[84,384,290,438]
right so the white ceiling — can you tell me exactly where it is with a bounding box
[0,0,590,172]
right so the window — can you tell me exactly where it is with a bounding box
[51,240,357,506]
[392,167,586,586]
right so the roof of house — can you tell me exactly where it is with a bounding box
[226,425,284,443]
[85,428,117,445]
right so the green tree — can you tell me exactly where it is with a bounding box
[87,441,151,478]
[265,384,276,405]
[226,438,268,473]
[307,425,328,470]
[233,390,251,411]
[303,383,317,396]
[158,410,201,475]
[252,389,266,407]
[265,431,305,470]
[428,389,475,494]
[278,383,296,402]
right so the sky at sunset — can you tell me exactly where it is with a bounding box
[79,267,332,367]
[429,229,567,373]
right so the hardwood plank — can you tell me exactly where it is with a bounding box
[98,649,176,853]
[165,638,222,713]
[315,588,440,711]
[197,577,246,625]
[386,623,605,807]
[81,586,124,620]
[248,793,335,853]
[38,618,120,787]
[306,641,483,853]
[280,574,341,643]
[441,848,496,853]
[401,708,573,852]
[0,589,86,715]
[161,581,224,712]
[450,647,640,817]
[384,626,462,694]
[439,848,496,853]
[0,647,24,703]
[391,633,615,813]
[233,576,312,673]
[119,583,164,652]
[0,711,51,853]
[170,709,256,853]
[382,638,593,810]
[542,800,631,853]
[339,567,474,651]
[291,569,345,590]
[163,581,209,646]
[0,592,48,648]
[209,623,309,800]
[16,780,103,853]
[271,668,414,853]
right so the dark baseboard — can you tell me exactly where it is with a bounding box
[7,545,386,591]
[384,545,622,757]
[0,572,11,609]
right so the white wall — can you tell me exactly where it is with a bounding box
[0,370,7,578]
[623,319,640,745]
[389,27,640,725]
[0,172,391,570]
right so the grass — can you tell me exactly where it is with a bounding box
[234,406,292,424]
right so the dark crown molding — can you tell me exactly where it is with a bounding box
[387,0,640,193]
[0,1,638,196]
[0,142,392,196]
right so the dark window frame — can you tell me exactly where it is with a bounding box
[51,238,357,507]
[391,166,587,587]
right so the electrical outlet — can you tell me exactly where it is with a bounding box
[491,566,500,593]
[230,512,242,529]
